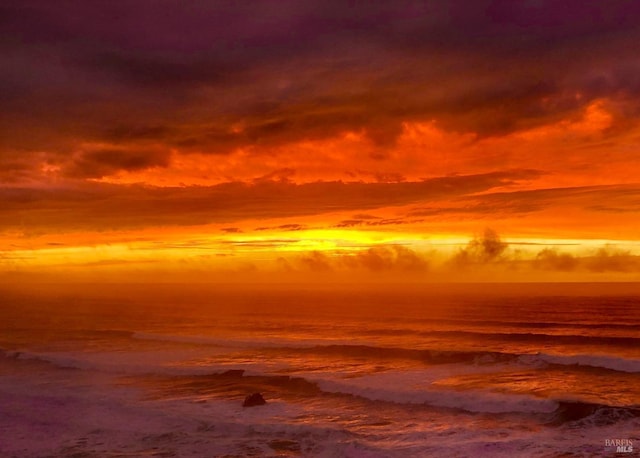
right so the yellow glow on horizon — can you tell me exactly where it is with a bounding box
[4,230,640,273]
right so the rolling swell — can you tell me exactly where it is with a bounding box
[424,330,640,347]
[133,332,640,374]
[130,328,640,374]
[355,327,640,346]
[290,344,517,365]
[271,344,640,374]
[361,319,640,333]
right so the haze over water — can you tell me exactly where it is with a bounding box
[1,283,639,457]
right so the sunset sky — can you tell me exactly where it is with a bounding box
[2,1,640,283]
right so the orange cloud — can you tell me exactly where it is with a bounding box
[3,2,640,284]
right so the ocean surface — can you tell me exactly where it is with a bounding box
[1,283,639,457]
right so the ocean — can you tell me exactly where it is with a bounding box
[1,283,638,457]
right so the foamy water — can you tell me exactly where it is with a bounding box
[1,284,639,457]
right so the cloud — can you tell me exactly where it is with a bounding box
[584,247,640,273]
[352,214,380,220]
[534,249,580,272]
[335,217,422,229]
[357,171,407,183]
[451,228,508,267]
[444,234,640,276]
[532,246,640,273]
[299,251,333,272]
[65,148,171,178]
[0,156,43,184]
[0,170,540,232]
[255,223,306,232]
[2,1,640,183]
[349,245,428,272]
[253,168,297,184]
[406,184,640,221]
[448,231,640,274]
[336,219,365,228]
[295,245,428,274]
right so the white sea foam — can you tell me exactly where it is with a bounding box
[314,371,558,414]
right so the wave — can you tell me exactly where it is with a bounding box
[227,372,640,426]
[285,345,640,374]
[315,377,558,414]
[0,348,235,377]
[406,317,640,331]
[358,322,640,340]
[152,369,640,423]
[351,326,640,346]
[425,330,640,346]
[550,400,640,426]
[131,332,640,374]
[521,353,640,373]
[294,344,517,364]
[134,328,640,351]
[132,332,331,349]
[6,348,638,425]
[138,368,556,414]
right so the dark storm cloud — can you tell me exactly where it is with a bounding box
[2,1,640,180]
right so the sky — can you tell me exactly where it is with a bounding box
[2,1,640,283]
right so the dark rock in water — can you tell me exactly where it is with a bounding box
[221,369,245,377]
[243,392,266,407]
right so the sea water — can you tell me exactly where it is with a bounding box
[1,283,639,457]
